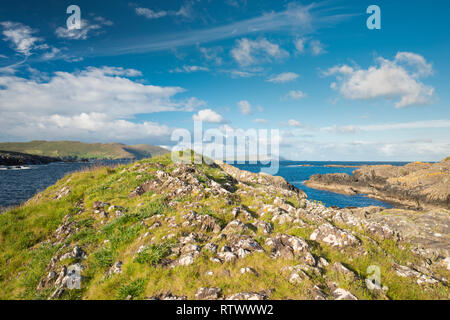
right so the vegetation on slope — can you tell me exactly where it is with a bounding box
[0,141,168,160]
[0,152,448,300]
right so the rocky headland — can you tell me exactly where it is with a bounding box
[0,152,448,300]
[305,158,450,210]
[0,150,63,166]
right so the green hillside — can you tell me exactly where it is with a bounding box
[0,141,168,160]
[0,152,447,300]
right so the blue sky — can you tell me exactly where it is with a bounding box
[0,0,449,161]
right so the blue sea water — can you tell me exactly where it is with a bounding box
[0,160,407,210]
[0,160,131,209]
[233,161,408,209]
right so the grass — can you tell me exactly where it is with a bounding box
[134,244,171,265]
[117,278,147,300]
[0,152,448,300]
[0,140,167,160]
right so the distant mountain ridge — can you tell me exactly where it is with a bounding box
[0,141,168,160]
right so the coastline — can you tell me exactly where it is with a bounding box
[304,158,450,210]
[0,153,448,300]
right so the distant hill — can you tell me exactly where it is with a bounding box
[0,150,62,166]
[0,141,168,160]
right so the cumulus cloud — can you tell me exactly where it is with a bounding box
[267,72,299,83]
[192,109,225,123]
[325,52,435,107]
[0,66,204,142]
[1,21,44,56]
[231,38,288,66]
[55,17,112,40]
[283,90,306,100]
[237,100,252,115]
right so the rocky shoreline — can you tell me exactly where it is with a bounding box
[0,150,90,166]
[305,158,450,210]
[0,153,448,300]
[0,150,62,166]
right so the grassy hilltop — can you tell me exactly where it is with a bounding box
[0,152,448,300]
[0,141,168,160]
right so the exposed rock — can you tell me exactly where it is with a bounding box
[217,251,238,263]
[305,159,450,210]
[222,219,248,235]
[195,287,222,300]
[332,288,358,300]
[148,293,187,300]
[227,292,266,300]
[240,267,259,276]
[392,263,440,285]
[252,220,273,234]
[310,223,361,249]
[200,243,217,254]
[107,261,123,276]
[56,186,71,200]
[309,286,328,300]
[331,262,357,280]
[4,153,450,301]
[92,201,110,210]
[266,234,315,265]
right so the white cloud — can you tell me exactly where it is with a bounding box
[253,118,268,124]
[135,2,194,20]
[0,66,205,142]
[199,46,223,65]
[192,109,225,123]
[283,90,306,100]
[1,21,44,56]
[171,65,209,73]
[294,38,305,53]
[394,52,433,77]
[228,70,255,78]
[323,120,450,134]
[267,72,299,83]
[293,38,326,56]
[310,39,325,55]
[325,52,435,107]
[237,100,252,115]
[135,7,167,19]
[175,2,195,19]
[231,38,288,66]
[280,138,450,161]
[288,119,302,127]
[55,17,112,40]
[0,66,196,117]
[42,47,61,60]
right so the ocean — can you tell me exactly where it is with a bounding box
[0,160,407,210]
[233,161,408,209]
